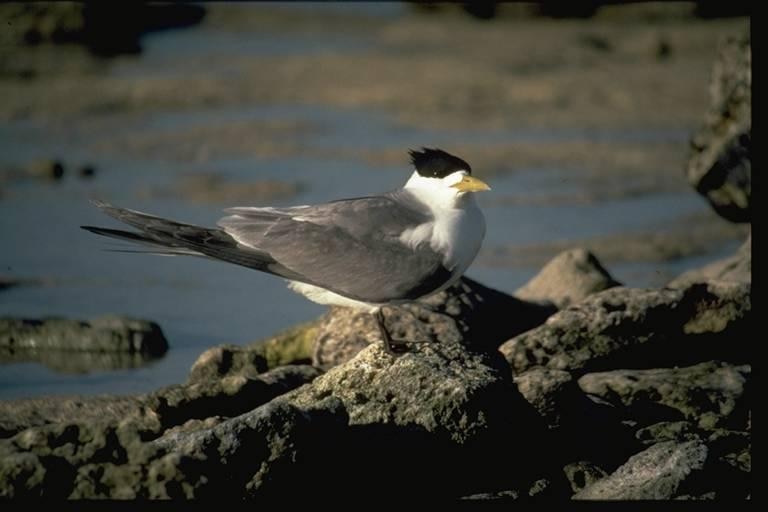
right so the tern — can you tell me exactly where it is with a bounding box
[82,148,490,354]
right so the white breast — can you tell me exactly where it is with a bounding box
[399,193,486,276]
[436,198,486,276]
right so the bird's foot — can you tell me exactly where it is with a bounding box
[375,308,435,356]
[383,338,411,355]
[382,338,435,355]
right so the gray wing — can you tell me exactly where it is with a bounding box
[218,191,450,303]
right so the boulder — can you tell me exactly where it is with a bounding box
[288,341,557,497]
[188,320,319,383]
[515,248,621,308]
[0,365,321,441]
[686,33,751,223]
[0,315,168,356]
[577,361,750,429]
[573,440,709,500]
[150,397,350,499]
[500,281,750,376]
[513,367,642,470]
[312,276,556,369]
[668,234,750,288]
[0,395,142,439]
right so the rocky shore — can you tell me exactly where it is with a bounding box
[0,227,750,498]
[0,6,750,502]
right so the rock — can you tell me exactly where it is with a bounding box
[500,281,750,376]
[634,419,751,474]
[563,461,608,494]
[257,320,319,368]
[0,363,320,441]
[0,395,143,439]
[459,477,565,501]
[0,3,206,57]
[78,165,96,179]
[686,33,751,223]
[188,320,318,383]
[515,248,621,308]
[0,420,164,499]
[289,341,556,496]
[187,344,268,383]
[668,233,750,288]
[573,440,709,500]
[0,315,168,356]
[293,343,523,439]
[0,3,86,46]
[24,159,65,181]
[0,365,327,498]
[513,368,575,429]
[459,489,521,501]
[0,277,21,291]
[312,276,556,369]
[635,421,703,446]
[578,362,750,429]
[311,308,378,370]
[513,368,641,469]
[149,397,349,499]
[707,429,750,475]
[146,365,322,432]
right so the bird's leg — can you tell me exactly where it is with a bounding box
[374,308,408,355]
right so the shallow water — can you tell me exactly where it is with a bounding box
[0,13,736,400]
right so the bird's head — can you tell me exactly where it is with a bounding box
[404,148,490,203]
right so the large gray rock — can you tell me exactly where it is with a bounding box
[686,33,751,223]
[312,276,556,369]
[578,361,750,429]
[513,368,641,470]
[573,440,709,500]
[513,368,576,430]
[146,365,323,432]
[0,419,165,498]
[668,234,750,289]
[515,248,621,308]
[0,364,321,440]
[294,343,523,439]
[188,320,319,382]
[635,421,704,446]
[150,397,350,499]
[0,395,143,439]
[289,342,557,497]
[0,315,168,355]
[0,398,346,499]
[500,281,750,376]
[187,344,269,383]
[1,337,558,499]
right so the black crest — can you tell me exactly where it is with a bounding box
[408,148,471,178]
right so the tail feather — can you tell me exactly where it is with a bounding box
[81,201,305,281]
[80,225,202,256]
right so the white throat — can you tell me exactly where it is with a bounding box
[400,170,485,278]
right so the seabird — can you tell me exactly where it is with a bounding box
[82,148,490,354]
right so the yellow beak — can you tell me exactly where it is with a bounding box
[452,175,491,192]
